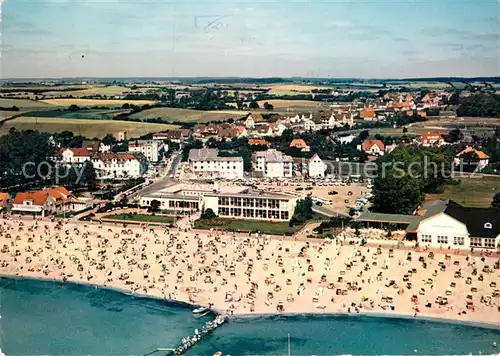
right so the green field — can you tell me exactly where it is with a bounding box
[130,107,243,123]
[426,175,500,207]
[102,213,176,224]
[194,218,301,235]
[0,117,179,139]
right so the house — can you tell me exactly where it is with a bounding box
[153,130,183,143]
[45,186,91,213]
[337,133,357,145]
[416,132,445,147]
[253,149,293,178]
[417,200,500,249]
[358,139,385,156]
[308,154,326,178]
[91,152,148,179]
[114,131,127,141]
[81,140,109,153]
[57,148,92,164]
[233,125,248,138]
[248,139,270,148]
[188,148,244,179]
[360,107,376,121]
[244,113,265,129]
[129,140,160,162]
[454,146,490,171]
[0,192,9,211]
[11,191,56,216]
[289,138,310,152]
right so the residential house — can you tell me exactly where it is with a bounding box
[91,152,148,179]
[253,149,293,178]
[358,139,385,156]
[360,106,376,121]
[188,148,244,178]
[289,138,310,152]
[243,113,265,129]
[336,133,357,145]
[454,146,490,171]
[114,131,127,141]
[45,186,92,213]
[308,154,326,178]
[11,191,56,216]
[57,148,92,164]
[248,139,270,148]
[129,140,160,162]
[415,132,445,147]
[0,192,9,211]
[153,130,183,143]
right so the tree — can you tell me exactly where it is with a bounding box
[446,128,463,143]
[68,104,80,111]
[359,130,369,141]
[201,208,217,219]
[249,100,259,109]
[491,193,500,208]
[292,196,313,223]
[402,127,408,135]
[263,102,274,110]
[102,134,117,146]
[121,103,130,109]
[150,199,161,212]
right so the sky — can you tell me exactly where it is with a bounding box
[1,0,499,78]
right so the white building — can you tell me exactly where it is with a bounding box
[308,154,326,178]
[188,148,244,179]
[129,140,160,162]
[57,148,91,164]
[337,134,357,145]
[454,146,490,171]
[416,200,500,249]
[139,183,297,222]
[11,191,56,216]
[91,152,148,179]
[254,149,293,178]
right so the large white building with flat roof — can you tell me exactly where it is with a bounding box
[139,183,297,221]
[253,149,293,178]
[128,140,160,162]
[188,148,244,178]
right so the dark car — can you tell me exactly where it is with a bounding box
[328,190,338,195]
[315,201,323,206]
[305,187,313,190]
[295,187,304,191]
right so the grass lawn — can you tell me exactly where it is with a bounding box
[425,175,500,207]
[194,218,300,235]
[0,117,179,139]
[129,107,243,123]
[102,213,176,224]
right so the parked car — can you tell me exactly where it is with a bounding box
[315,201,323,206]
[295,187,304,191]
[328,190,338,195]
[305,187,313,191]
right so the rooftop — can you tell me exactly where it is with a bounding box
[255,149,293,163]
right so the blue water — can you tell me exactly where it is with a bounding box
[1,277,499,355]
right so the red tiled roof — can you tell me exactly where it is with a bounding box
[360,107,375,118]
[362,139,385,152]
[456,146,489,160]
[0,192,8,205]
[248,139,269,146]
[12,191,50,206]
[289,138,308,149]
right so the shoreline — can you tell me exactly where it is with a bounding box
[2,273,499,330]
[1,217,499,328]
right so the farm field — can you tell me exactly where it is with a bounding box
[266,84,319,95]
[0,117,179,139]
[39,98,157,107]
[22,109,128,120]
[425,175,500,207]
[0,98,56,121]
[256,99,326,111]
[129,107,244,123]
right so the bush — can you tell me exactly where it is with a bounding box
[201,208,217,220]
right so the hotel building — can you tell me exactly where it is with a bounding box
[253,149,293,178]
[188,148,244,179]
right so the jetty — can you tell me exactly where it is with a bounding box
[142,314,227,356]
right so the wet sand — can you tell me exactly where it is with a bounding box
[0,217,499,326]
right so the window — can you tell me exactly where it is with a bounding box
[453,236,464,246]
[421,234,432,243]
[470,237,482,247]
[484,222,492,229]
[484,238,495,248]
[437,236,448,244]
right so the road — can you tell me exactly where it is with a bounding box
[131,152,182,200]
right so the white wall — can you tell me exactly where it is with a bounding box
[417,213,469,247]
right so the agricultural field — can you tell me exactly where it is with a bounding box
[22,109,128,120]
[425,175,500,208]
[0,98,56,121]
[129,107,244,123]
[266,84,319,95]
[0,117,179,139]
[256,99,326,111]
[39,98,157,107]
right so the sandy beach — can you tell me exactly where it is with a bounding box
[1,216,499,327]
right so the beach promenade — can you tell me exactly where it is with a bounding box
[0,216,499,327]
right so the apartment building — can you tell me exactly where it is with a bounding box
[308,154,326,178]
[188,148,244,178]
[57,148,92,164]
[253,149,293,178]
[128,140,160,162]
[91,152,148,179]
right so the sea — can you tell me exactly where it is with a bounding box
[0,277,498,355]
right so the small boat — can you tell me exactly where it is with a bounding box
[192,307,209,314]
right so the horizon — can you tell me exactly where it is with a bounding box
[1,0,499,78]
